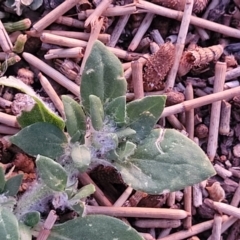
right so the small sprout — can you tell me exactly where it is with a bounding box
[13,34,27,53]
[3,19,31,33]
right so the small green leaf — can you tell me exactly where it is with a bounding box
[104,96,126,124]
[70,144,91,172]
[0,167,5,192]
[36,155,67,191]
[126,96,166,141]
[114,129,216,194]
[21,211,40,227]
[89,95,104,131]
[81,41,127,112]
[0,207,19,240]
[10,122,68,159]
[0,76,64,129]
[4,174,23,196]
[115,128,136,141]
[117,141,137,162]
[48,215,143,240]
[70,131,83,144]
[69,184,95,205]
[62,95,86,139]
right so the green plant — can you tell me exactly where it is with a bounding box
[0,40,216,239]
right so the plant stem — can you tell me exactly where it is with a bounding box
[219,100,231,135]
[78,172,112,206]
[113,186,133,207]
[33,0,80,32]
[128,13,154,51]
[0,112,19,127]
[37,210,57,240]
[207,62,226,161]
[38,73,65,118]
[212,201,240,219]
[0,124,19,134]
[161,85,240,118]
[44,47,84,59]
[133,219,181,228]
[22,52,80,97]
[165,0,194,89]
[136,0,240,39]
[85,205,189,219]
[132,60,144,99]
[230,181,240,207]
[0,20,12,53]
[159,215,228,240]
[26,30,110,43]
[207,214,222,240]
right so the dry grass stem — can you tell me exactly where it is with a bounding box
[159,215,228,240]
[150,29,164,45]
[45,47,84,60]
[193,183,203,207]
[207,62,226,161]
[37,210,57,240]
[165,0,194,89]
[207,214,222,240]
[78,172,112,206]
[55,16,84,29]
[26,30,110,43]
[40,33,88,48]
[166,115,185,130]
[214,164,232,179]
[85,205,189,219]
[136,0,240,39]
[132,60,144,99]
[166,192,175,207]
[224,80,240,89]
[33,0,80,32]
[22,52,80,97]
[107,46,142,60]
[230,181,240,207]
[0,112,18,128]
[79,17,103,78]
[84,0,112,27]
[221,216,238,234]
[157,228,172,239]
[0,124,19,135]
[78,4,136,19]
[38,73,65,118]
[0,20,13,53]
[107,14,130,47]
[212,201,240,219]
[161,82,240,118]
[134,219,181,228]
[113,186,133,207]
[219,100,231,135]
[184,84,193,229]
[128,13,155,51]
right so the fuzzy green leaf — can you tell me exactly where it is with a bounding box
[19,223,32,240]
[48,215,143,240]
[21,211,40,227]
[62,95,86,141]
[0,76,64,129]
[81,41,127,112]
[114,129,216,194]
[10,122,68,159]
[4,174,23,196]
[70,144,91,172]
[89,95,104,131]
[36,155,67,192]
[104,96,126,124]
[0,207,19,240]
[126,96,166,141]
[0,167,5,192]
[118,141,137,162]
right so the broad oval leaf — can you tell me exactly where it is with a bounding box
[114,129,216,194]
[10,122,68,159]
[4,174,23,196]
[62,95,86,140]
[81,40,127,112]
[126,95,166,141]
[0,76,64,129]
[36,155,67,191]
[70,144,91,172]
[21,211,40,227]
[48,215,143,240]
[0,207,19,240]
